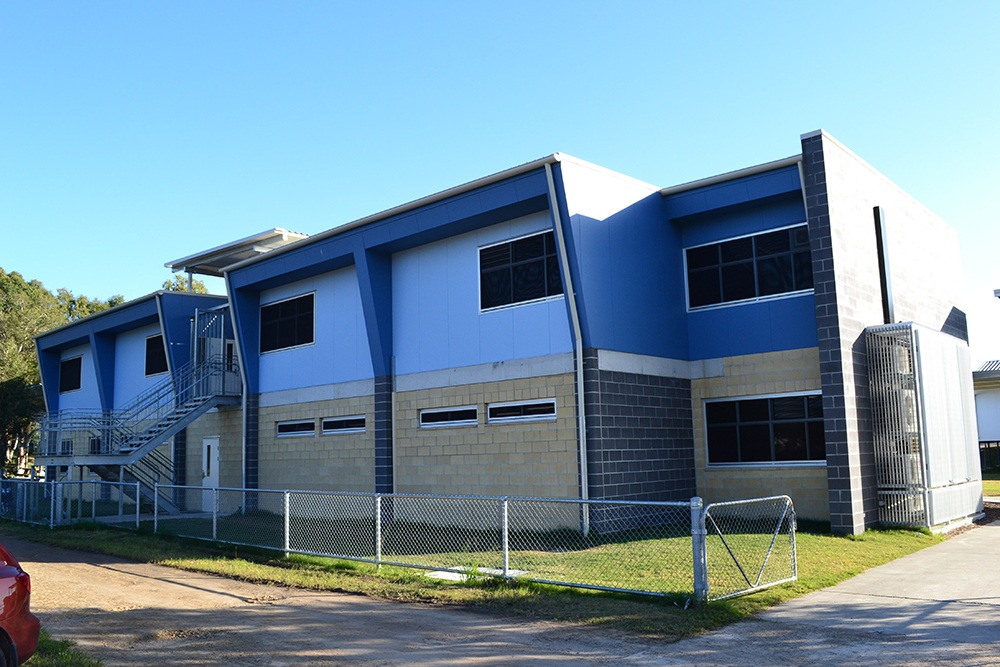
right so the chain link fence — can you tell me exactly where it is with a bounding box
[0,478,796,601]
[0,478,142,529]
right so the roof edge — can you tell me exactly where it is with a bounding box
[659,155,802,197]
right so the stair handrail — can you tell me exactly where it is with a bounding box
[38,355,241,456]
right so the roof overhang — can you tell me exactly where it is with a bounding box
[166,228,309,277]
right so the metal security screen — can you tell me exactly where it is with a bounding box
[867,324,926,525]
[866,322,983,529]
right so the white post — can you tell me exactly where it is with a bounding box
[283,491,291,558]
[375,495,382,569]
[154,483,160,533]
[691,497,708,603]
[91,480,97,520]
[135,482,140,529]
[501,497,510,578]
[212,488,219,541]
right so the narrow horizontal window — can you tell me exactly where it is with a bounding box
[276,419,316,437]
[488,400,557,423]
[420,406,478,428]
[480,230,563,310]
[322,416,366,434]
[59,356,82,393]
[145,334,169,376]
[705,393,825,465]
[260,293,315,353]
[686,224,813,309]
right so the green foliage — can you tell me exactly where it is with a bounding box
[0,267,125,473]
[162,273,209,294]
[55,287,125,322]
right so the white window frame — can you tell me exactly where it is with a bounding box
[703,390,826,468]
[487,399,557,424]
[276,419,316,438]
[684,223,814,312]
[260,292,317,354]
[478,229,565,314]
[321,415,367,435]
[419,405,479,429]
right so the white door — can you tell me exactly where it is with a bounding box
[202,437,220,512]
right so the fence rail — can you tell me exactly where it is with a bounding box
[0,478,796,602]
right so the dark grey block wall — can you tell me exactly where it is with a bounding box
[582,349,695,502]
[244,393,259,490]
[373,375,393,494]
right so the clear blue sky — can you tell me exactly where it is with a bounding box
[2,2,998,363]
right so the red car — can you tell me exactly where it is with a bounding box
[0,543,39,666]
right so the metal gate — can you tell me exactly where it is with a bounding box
[699,495,797,601]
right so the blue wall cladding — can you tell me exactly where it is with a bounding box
[392,212,573,375]
[665,166,818,359]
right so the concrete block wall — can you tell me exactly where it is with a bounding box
[393,373,579,498]
[584,350,695,502]
[256,395,375,493]
[184,407,244,488]
[802,130,967,533]
[692,347,829,521]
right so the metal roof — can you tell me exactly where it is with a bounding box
[976,360,1000,374]
[165,228,309,277]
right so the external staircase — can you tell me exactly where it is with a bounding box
[34,355,241,513]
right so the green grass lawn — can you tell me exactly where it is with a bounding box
[982,470,1000,496]
[3,517,944,646]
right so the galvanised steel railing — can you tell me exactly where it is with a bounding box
[37,355,240,458]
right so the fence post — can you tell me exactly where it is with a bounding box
[92,480,97,520]
[50,482,59,529]
[691,496,708,603]
[501,497,509,578]
[135,482,140,529]
[374,494,382,569]
[283,491,290,558]
[212,488,219,541]
[154,483,160,533]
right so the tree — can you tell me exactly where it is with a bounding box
[163,273,209,294]
[55,288,125,322]
[0,269,127,474]
[0,269,63,474]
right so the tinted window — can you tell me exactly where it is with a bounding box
[145,334,168,375]
[59,357,82,393]
[261,294,314,353]
[480,231,563,310]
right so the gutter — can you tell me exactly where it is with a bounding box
[545,163,590,530]
[660,155,802,197]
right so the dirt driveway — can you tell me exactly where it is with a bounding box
[8,534,1000,666]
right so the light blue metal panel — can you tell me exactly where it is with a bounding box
[416,240,452,372]
[113,323,164,408]
[391,249,421,374]
[258,268,373,393]
[56,345,100,411]
[479,307,515,362]
[391,213,569,375]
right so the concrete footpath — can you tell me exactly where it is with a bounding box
[657,517,1000,665]
[761,518,1000,640]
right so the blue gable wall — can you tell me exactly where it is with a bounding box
[35,292,227,412]
[392,212,572,375]
[227,169,553,393]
